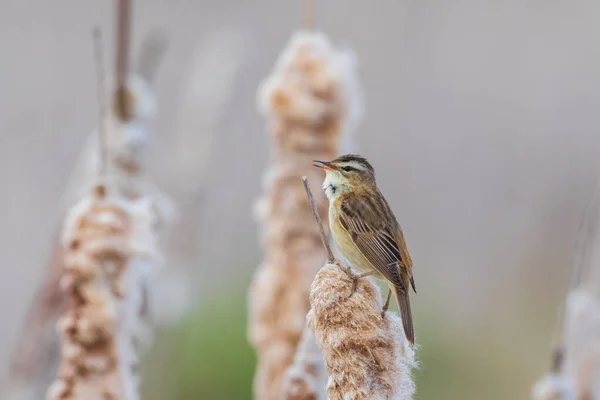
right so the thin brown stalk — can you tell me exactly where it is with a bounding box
[303,0,314,30]
[302,176,333,263]
[553,180,600,369]
[93,27,108,176]
[114,0,133,121]
[534,179,600,400]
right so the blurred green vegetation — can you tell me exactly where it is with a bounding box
[141,291,256,400]
[141,281,550,400]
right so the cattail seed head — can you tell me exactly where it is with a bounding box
[308,262,417,400]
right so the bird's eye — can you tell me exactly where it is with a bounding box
[342,166,355,172]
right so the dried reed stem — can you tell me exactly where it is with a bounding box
[561,289,600,400]
[534,180,600,400]
[303,0,314,31]
[93,27,108,175]
[115,0,133,121]
[303,176,333,263]
[61,28,170,215]
[248,31,362,400]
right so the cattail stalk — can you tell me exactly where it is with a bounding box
[562,288,600,399]
[46,184,159,400]
[533,287,600,400]
[1,24,168,400]
[248,31,362,400]
[533,182,600,400]
[46,10,166,396]
[16,6,167,398]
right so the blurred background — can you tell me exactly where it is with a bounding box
[3,0,600,399]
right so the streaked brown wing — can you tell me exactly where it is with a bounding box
[338,195,406,291]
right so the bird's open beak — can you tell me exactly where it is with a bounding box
[312,160,337,171]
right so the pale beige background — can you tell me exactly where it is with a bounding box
[2,0,600,395]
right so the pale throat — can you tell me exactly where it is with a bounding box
[322,171,351,200]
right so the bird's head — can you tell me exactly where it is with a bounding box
[313,154,376,200]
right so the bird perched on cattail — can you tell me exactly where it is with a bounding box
[313,154,416,345]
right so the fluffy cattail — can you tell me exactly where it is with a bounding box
[533,183,600,400]
[66,74,171,213]
[248,30,362,400]
[281,326,326,400]
[560,288,600,399]
[46,184,159,400]
[532,374,576,400]
[2,28,170,400]
[308,262,417,400]
[45,15,166,398]
[45,90,165,399]
[532,287,600,400]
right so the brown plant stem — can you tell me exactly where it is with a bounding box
[115,0,133,121]
[302,177,333,263]
[93,27,108,176]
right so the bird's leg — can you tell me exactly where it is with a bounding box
[335,260,355,279]
[349,270,378,297]
[334,261,359,297]
[381,289,392,318]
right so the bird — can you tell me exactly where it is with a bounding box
[313,154,416,345]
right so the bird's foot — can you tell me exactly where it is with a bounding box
[335,260,354,278]
[349,277,358,298]
[381,289,392,319]
[380,306,389,319]
[348,270,378,298]
[332,261,358,298]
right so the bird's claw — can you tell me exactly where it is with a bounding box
[380,308,387,319]
[348,277,359,298]
[333,261,360,298]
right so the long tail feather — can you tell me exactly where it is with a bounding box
[393,284,414,345]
